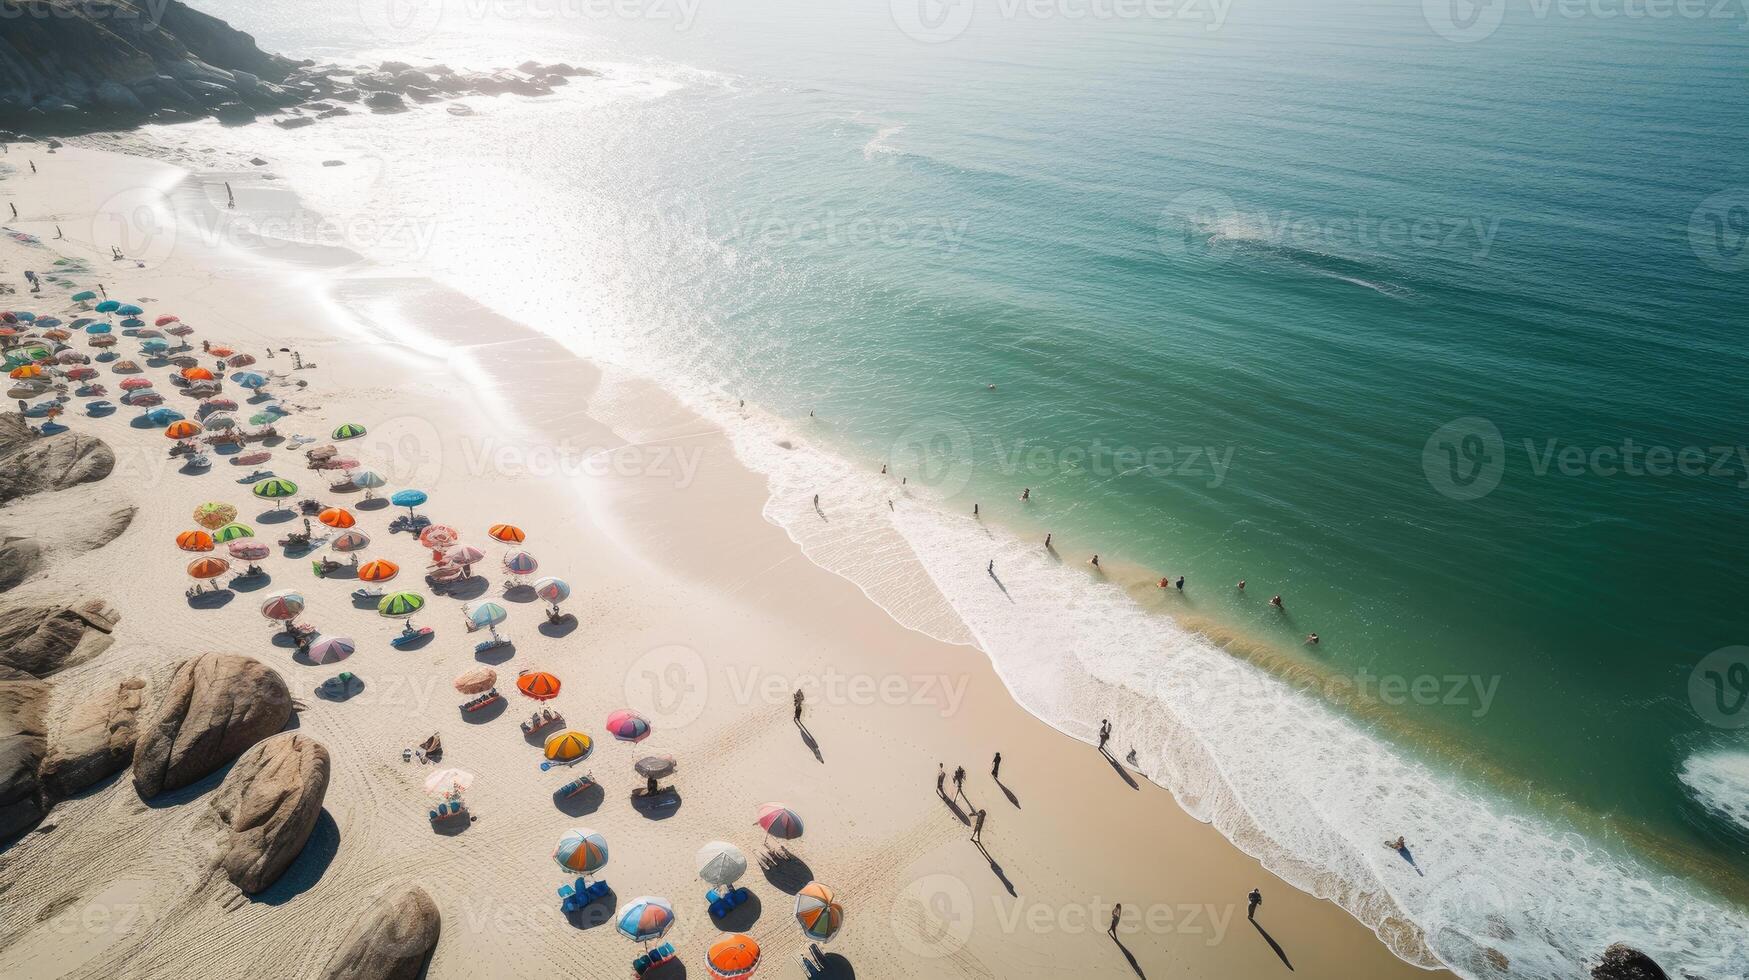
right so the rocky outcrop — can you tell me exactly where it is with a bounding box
[320,885,441,980]
[0,676,49,839]
[0,535,43,592]
[207,732,328,893]
[132,653,290,799]
[1591,944,1669,980]
[0,506,135,593]
[38,676,146,797]
[0,414,115,504]
[0,596,120,678]
[0,0,300,133]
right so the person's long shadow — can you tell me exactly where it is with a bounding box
[987,568,1014,602]
[796,721,823,763]
[1111,934,1147,978]
[941,793,970,825]
[973,841,1017,896]
[1251,920,1294,970]
[995,778,1020,809]
[1100,749,1139,790]
[1394,845,1424,877]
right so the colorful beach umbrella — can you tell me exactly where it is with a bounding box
[146,409,187,428]
[8,364,42,379]
[705,935,761,979]
[110,359,140,373]
[377,591,426,619]
[332,423,367,440]
[419,524,460,550]
[615,896,674,943]
[212,522,254,543]
[184,558,228,583]
[248,411,279,426]
[330,530,371,553]
[176,529,215,552]
[227,541,271,561]
[554,828,609,875]
[226,353,256,368]
[202,414,238,430]
[445,543,485,567]
[208,345,235,358]
[118,376,153,391]
[95,300,120,313]
[117,304,143,316]
[350,469,385,490]
[695,841,748,887]
[794,882,844,943]
[199,398,238,414]
[306,636,355,664]
[232,372,267,389]
[534,576,571,604]
[755,803,804,840]
[488,523,526,543]
[516,671,561,701]
[252,478,298,506]
[180,366,214,381]
[502,550,538,575]
[453,667,497,694]
[164,420,202,440]
[424,768,475,797]
[605,709,651,743]
[318,507,356,529]
[260,592,305,621]
[154,314,179,326]
[544,730,593,763]
[358,559,399,582]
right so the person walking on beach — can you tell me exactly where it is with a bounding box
[1247,888,1262,921]
[1097,719,1111,751]
[793,688,804,722]
[1109,904,1122,937]
[226,182,235,208]
[987,559,994,575]
[8,203,16,219]
[812,493,819,508]
[29,161,36,174]
[953,765,966,799]
[970,808,986,843]
[991,751,1002,779]
[936,763,946,796]
[1044,532,1052,549]
[973,503,979,517]
[54,225,62,239]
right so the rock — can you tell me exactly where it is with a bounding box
[320,885,441,980]
[207,733,329,893]
[1591,945,1669,980]
[518,60,543,74]
[0,415,115,504]
[322,159,345,167]
[0,536,43,592]
[249,157,268,165]
[379,61,413,74]
[364,91,405,111]
[445,104,474,117]
[327,88,361,103]
[275,116,316,129]
[131,654,291,799]
[0,597,121,679]
[0,677,49,840]
[39,677,147,798]
[316,107,350,119]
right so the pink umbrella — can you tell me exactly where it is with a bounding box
[755,803,804,840]
[418,524,460,550]
[502,550,538,576]
[119,377,153,391]
[228,541,271,560]
[445,544,485,566]
[233,451,272,466]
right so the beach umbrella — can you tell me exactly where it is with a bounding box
[120,317,145,329]
[516,671,561,701]
[615,896,674,944]
[705,935,761,980]
[545,730,593,763]
[203,414,239,430]
[227,541,271,561]
[209,345,235,358]
[794,882,844,943]
[428,563,463,583]
[502,550,538,576]
[118,377,153,391]
[330,530,371,553]
[252,478,298,508]
[696,842,748,887]
[226,353,256,368]
[248,411,280,426]
[111,359,140,373]
[169,357,199,369]
[64,366,96,381]
[53,349,86,364]
[186,557,230,582]
[233,372,267,389]
[89,335,116,349]
[8,364,43,379]
[143,407,184,426]
[199,398,238,414]
[176,529,215,552]
[165,419,202,440]
[358,559,399,582]
[466,602,507,641]
[390,489,427,517]
[180,367,214,382]
[444,543,484,569]
[126,390,160,405]
[554,828,609,875]
[212,522,254,543]
[140,339,168,354]
[424,768,475,797]
[117,304,143,316]
[95,300,120,314]
[234,450,272,466]
[306,636,354,665]
[194,504,239,528]
[318,507,356,529]
[154,315,179,326]
[377,591,425,619]
[260,591,305,621]
[135,328,164,339]
[419,524,460,550]
[755,803,804,841]
[453,667,496,695]
[167,324,194,337]
[488,523,525,543]
[605,709,651,743]
[534,576,570,604]
[351,469,386,494]
[85,322,112,335]
[72,290,97,302]
[332,423,367,440]
[634,755,677,780]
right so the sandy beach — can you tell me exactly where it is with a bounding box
[0,141,1451,979]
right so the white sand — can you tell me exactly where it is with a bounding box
[0,142,1446,980]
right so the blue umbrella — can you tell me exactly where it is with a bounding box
[35,317,60,328]
[232,372,267,389]
[120,317,145,328]
[117,304,144,316]
[13,312,34,322]
[95,300,120,314]
[85,322,111,335]
[141,339,169,353]
[143,407,185,425]
[390,489,427,517]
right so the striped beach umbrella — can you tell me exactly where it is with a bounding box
[502,550,538,576]
[118,377,153,391]
[453,667,496,694]
[705,935,761,979]
[185,557,230,581]
[227,541,271,561]
[199,398,238,415]
[8,364,42,379]
[306,636,355,665]
[330,530,371,553]
[164,420,202,440]
[318,507,356,529]
[755,803,804,841]
[794,881,844,943]
[377,591,425,619]
[488,523,525,543]
[604,709,651,743]
[554,828,609,875]
[332,422,367,440]
[176,529,215,552]
[212,522,254,543]
[350,469,386,491]
[252,478,298,508]
[260,591,305,621]
[444,543,485,569]
[232,372,267,389]
[695,841,747,887]
[516,671,561,701]
[615,896,674,943]
[357,559,399,582]
[544,730,593,763]
[534,576,570,604]
[143,408,184,427]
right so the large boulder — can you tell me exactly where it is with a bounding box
[0,677,50,839]
[1591,944,1669,980]
[0,536,43,592]
[0,597,121,678]
[207,732,329,893]
[320,885,441,980]
[39,677,148,798]
[0,420,114,504]
[132,654,291,799]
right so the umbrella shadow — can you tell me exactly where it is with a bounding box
[553,782,604,817]
[941,794,970,825]
[441,576,490,600]
[87,404,115,418]
[1251,920,1293,970]
[460,698,507,724]
[712,891,762,931]
[538,616,578,638]
[392,630,435,651]
[503,583,538,602]
[758,848,812,894]
[356,497,389,511]
[630,787,683,820]
[807,951,856,979]
[252,810,340,906]
[314,677,366,702]
[350,592,382,609]
[643,958,685,979]
[186,590,234,610]
[474,641,517,665]
[430,811,473,836]
[230,573,272,593]
[256,509,295,525]
[128,416,158,429]
[564,888,617,930]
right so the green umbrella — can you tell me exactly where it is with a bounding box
[72,290,97,302]
[333,423,367,440]
[377,591,426,618]
[252,478,299,508]
[248,411,279,425]
[213,523,255,542]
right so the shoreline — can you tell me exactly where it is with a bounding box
[0,143,1450,978]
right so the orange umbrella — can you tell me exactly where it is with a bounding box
[319,507,356,529]
[516,671,561,701]
[164,420,202,440]
[358,559,400,582]
[176,529,215,552]
[186,556,230,580]
[180,366,215,381]
[488,523,525,543]
[208,346,236,357]
[705,935,761,979]
[8,364,43,379]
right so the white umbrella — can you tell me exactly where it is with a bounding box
[696,841,748,886]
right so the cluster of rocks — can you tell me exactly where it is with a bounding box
[269,59,594,128]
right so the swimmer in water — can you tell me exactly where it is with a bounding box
[1307,633,1319,645]
[1270,595,1283,609]
[1089,555,1100,568]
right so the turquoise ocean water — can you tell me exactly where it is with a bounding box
[160,0,1748,975]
